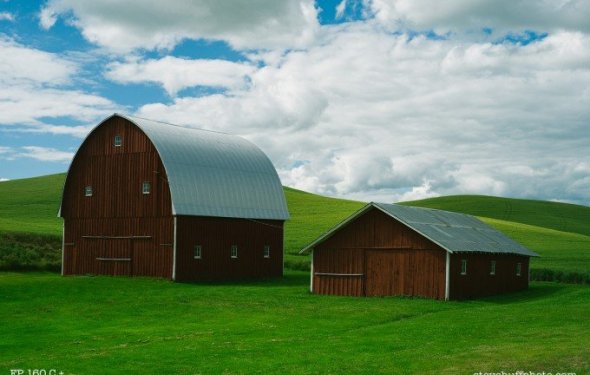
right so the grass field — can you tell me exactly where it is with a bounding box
[1,175,590,373]
[1,272,588,374]
[1,174,589,277]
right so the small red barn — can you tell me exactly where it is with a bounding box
[60,113,289,281]
[300,202,538,300]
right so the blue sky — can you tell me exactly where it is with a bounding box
[0,0,589,204]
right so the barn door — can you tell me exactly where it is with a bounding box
[365,249,408,297]
[95,238,132,276]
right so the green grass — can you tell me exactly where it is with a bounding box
[283,187,364,268]
[480,218,590,275]
[0,173,64,235]
[1,272,589,374]
[2,175,590,278]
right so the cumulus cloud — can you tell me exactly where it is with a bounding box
[0,36,118,135]
[0,145,74,163]
[39,0,319,51]
[19,146,74,162]
[106,56,255,96]
[367,0,590,34]
[135,24,590,204]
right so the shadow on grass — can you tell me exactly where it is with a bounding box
[475,282,569,305]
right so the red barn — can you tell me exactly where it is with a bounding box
[59,113,289,281]
[300,202,538,300]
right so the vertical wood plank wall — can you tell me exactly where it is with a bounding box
[313,208,446,299]
[312,207,530,300]
[61,117,174,278]
[449,253,529,300]
[175,216,283,282]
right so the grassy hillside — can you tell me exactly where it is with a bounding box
[0,174,64,235]
[1,175,589,279]
[400,194,590,237]
[283,187,363,268]
[400,195,590,279]
[1,272,589,374]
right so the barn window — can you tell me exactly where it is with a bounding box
[516,262,522,276]
[461,259,467,275]
[114,135,122,147]
[490,260,496,275]
[142,181,151,194]
[84,185,93,197]
[263,245,270,258]
[231,245,238,258]
[193,245,202,259]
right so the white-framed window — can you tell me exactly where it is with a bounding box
[114,135,122,147]
[516,262,522,276]
[193,245,202,259]
[142,181,151,194]
[461,259,467,275]
[263,245,270,258]
[490,260,496,275]
[231,245,238,259]
[84,185,93,197]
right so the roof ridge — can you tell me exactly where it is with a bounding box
[121,113,234,136]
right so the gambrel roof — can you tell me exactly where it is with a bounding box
[300,202,538,256]
[60,113,289,220]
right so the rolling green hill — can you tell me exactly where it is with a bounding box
[400,195,590,277]
[1,174,589,279]
[399,194,590,237]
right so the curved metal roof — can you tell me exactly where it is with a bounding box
[61,113,289,220]
[300,202,537,256]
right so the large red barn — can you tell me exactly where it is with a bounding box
[59,114,289,281]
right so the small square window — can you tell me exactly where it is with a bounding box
[460,259,467,275]
[84,186,93,197]
[114,135,122,147]
[490,260,496,275]
[193,245,202,259]
[142,181,151,194]
[231,245,238,259]
[263,245,270,258]
[516,262,522,276]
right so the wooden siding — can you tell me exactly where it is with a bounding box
[174,216,283,282]
[313,248,365,296]
[449,253,529,300]
[62,116,173,278]
[61,116,172,219]
[312,208,447,299]
[365,249,445,299]
[312,207,531,300]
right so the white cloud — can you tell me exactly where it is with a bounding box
[0,37,119,135]
[0,178,9,182]
[0,12,14,22]
[367,0,590,34]
[39,0,319,51]
[135,24,590,204]
[106,56,255,96]
[19,146,74,163]
[0,36,76,86]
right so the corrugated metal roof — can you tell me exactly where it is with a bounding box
[61,113,289,220]
[300,202,538,256]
